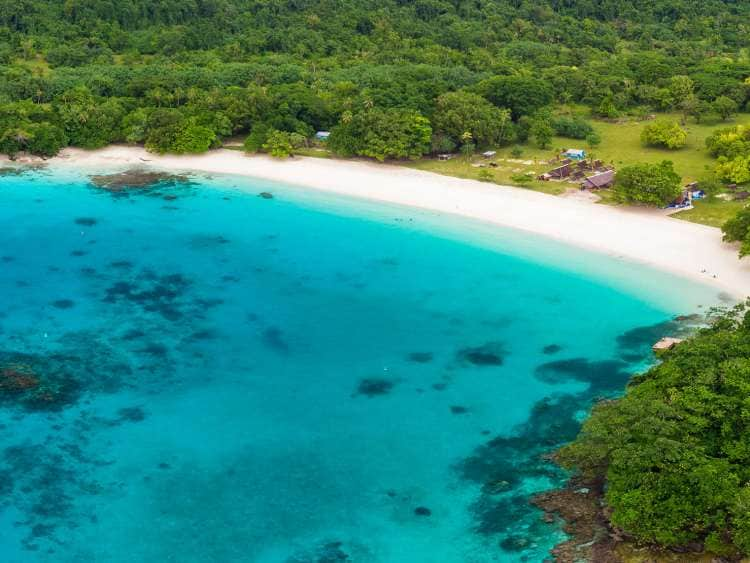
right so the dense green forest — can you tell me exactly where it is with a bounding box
[559,302,750,558]
[3,0,750,158]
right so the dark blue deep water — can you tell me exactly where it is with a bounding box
[0,165,716,562]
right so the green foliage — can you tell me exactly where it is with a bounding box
[640,119,688,149]
[705,126,750,159]
[713,96,739,121]
[722,206,750,257]
[530,110,554,149]
[26,122,68,157]
[0,0,749,162]
[329,108,431,161]
[477,169,494,182]
[430,133,456,155]
[596,95,619,119]
[510,172,533,184]
[432,91,513,149]
[614,160,682,206]
[586,132,602,148]
[476,76,553,120]
[171,120,216,154]
[243,124,271,154]
[715,155,750,184]
[558,303,750,555]
[55,87,124,149]
[262,130,294,158]
[552,116,594,140]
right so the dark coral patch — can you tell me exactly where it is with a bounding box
[51,299,75,310]
[289,540,349,562]
[500,534,531,552]
[0,342,131,412]
[189,235,231,249]
[534,358,630,394]
[90,170,192,195]
[70,250,87,257]
[74,217,97,227]
[188,329,218,341]
[542,344,562,355]
[262,327,289,354]
[615,317,698,357]
[258,192,274,199]
[103,272,191,321]
[407,352,433,363]
[118,406,146,422]
[356,378,395,397]
[121,329,145,341]
[457,342,507,367]
[450,405,469,415]
[414,506,432,517]
[458,395,585,537]
[109,260,133,269]
[137,343,168,357]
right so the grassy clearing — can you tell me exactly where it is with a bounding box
[407,155,567,195]
[673,198,748,228]
[588,112,750,182]
[410,113,750,192]
[406,112,750,227]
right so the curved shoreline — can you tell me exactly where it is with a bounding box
[12,145,750,298]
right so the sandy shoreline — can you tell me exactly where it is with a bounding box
[7,145,750,298]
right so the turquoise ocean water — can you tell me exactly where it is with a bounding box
[0,166,718,562]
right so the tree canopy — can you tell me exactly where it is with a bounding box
[640,119,688,149]
[614,161,682,206]
[1,0,750,158]
[722,207,750,257]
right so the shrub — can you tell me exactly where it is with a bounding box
[243,124,271,153]
[477,169,494,182]
[614,160,682,206]
[641,119,687,149]
[262,130,294,158]
[552,116,594,139]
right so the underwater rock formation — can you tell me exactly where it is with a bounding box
[355,378,395,397]
[89,169,191,194]
[456,342,507,367]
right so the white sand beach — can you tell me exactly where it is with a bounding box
[16,145,750,298]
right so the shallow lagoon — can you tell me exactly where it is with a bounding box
[0,166,718,562]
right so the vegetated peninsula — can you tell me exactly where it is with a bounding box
[543,301,750,561]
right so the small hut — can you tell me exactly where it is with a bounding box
[581,169,615,190]
[563,148,586,161]
[548,163,572,179]
[482,150,497,159]
[315,131,331,141]
[735,191,750,201]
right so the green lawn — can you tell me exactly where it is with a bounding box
[407,156,567,195]
[588,112,750,183]
[672,198,748,228]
